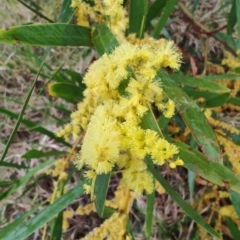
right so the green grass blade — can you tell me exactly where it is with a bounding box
[0,202,44,238]
[0,159,54,201]
[146,157,220,238]
[0,107,71,147]
[129,0,148,38]
[1,182,84,240]
[94,173,111,217]
[146,184,155,239]
[17,0,54,23]
[58,0,74,23]
[0,161,28,169]
[157,69,222,163]
[145,0,168,29]
[0,24,92,47]
[93,23,119,56]
[0,61,45,162]
[152,0,179,38]
[48,82,84,104]
[227,0,237,35]
[22,149,66,159]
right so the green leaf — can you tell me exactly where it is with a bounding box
[50,211,63,240]
[0,161,28,169]
[184,88,231,108]
[227,96,240,105]
[146,157,220,238]
[58,0,74,23]
[0,62,45,163]
[141,108,240,194]
[152,0,179,38]
[48,82,85,104]
[227,0,237,35]
[0,107,71,148]
[0,24,93,47]
[129,0,148,38]
[0,160,54,201]
[157,69,222,162]
[146,184,155,239]
[22,149,66,159]
[230,189,240,218]
[188,170,195,204]
[145,0,168,29]
[171,74,230,93]
[93,23,119,56]
[203,74,240,80]
[1,182,84,240]
[0,202,44,238]
[226,217,240,239]
[215,32,240,51]
[236,0,240,41]
[173,139,240,194]
[94,172,111,217]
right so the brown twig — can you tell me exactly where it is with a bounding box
[178,2,237,56]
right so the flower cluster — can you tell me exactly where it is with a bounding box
[57,39,183,194]
[71,0,128,42]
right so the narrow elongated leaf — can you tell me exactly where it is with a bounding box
[171,74,230,93]
[157,69,222,162]
[146,157,220,238]
[0,24,92,47]
[203,74,240,80]
[0,202,44,238]
[230,190,240,218]
[58,0,74,23]
[236,0,240,41]
[48,82,84,104]
[22,149,66,159]
[0,107,71,147]
[0,160,54,201]
[152,0,178,38]
[141,109,240,194]
[94,173,111,217]
[17,0,54,23]
[227,96,240,105]
[129,0,148,38]
[0,161,28,169]
[215,32,240,51]
[184,88,230,107]
[145,0,168,28]
[174,140,240,193]
[226,217,240,239]
[0,62,45,163]
[93,24,119,56]
[227,0,237,35]
[1,182,84,240]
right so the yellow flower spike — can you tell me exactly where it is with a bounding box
[83,184,92,194]
[62,210,74,230]
[163,99,175,118]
